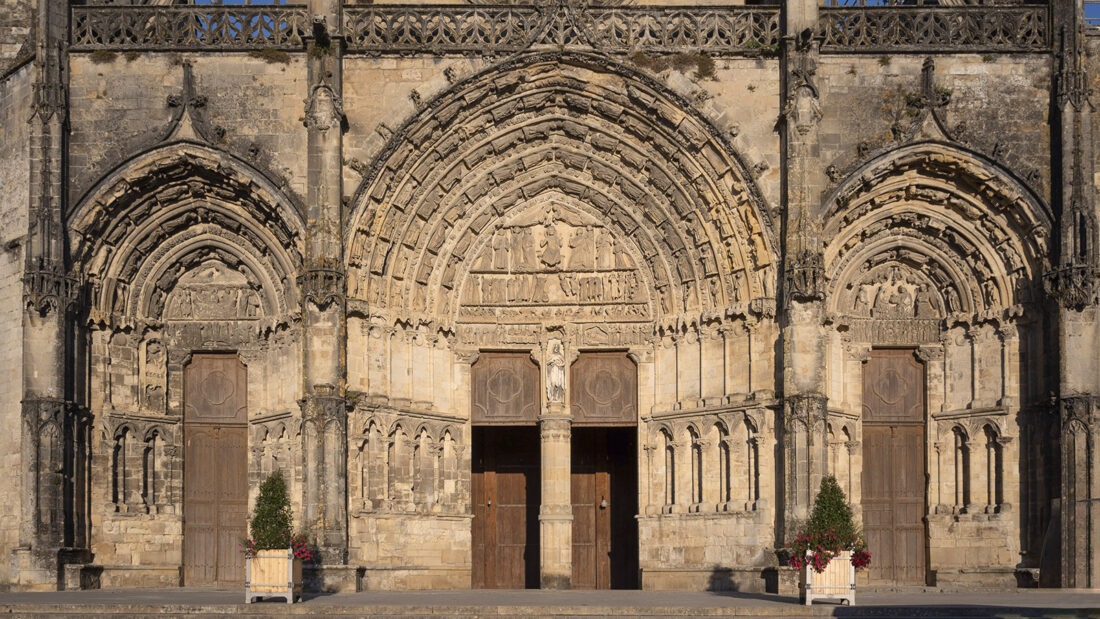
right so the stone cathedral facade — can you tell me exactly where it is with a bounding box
[1,0,1099,593]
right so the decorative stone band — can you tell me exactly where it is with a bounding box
[24,266,81,316]
[70,4,781,56]
[69,5,1046,55]
[1044,264,1099,310]
[70,6,310,51]
[344,5,780,56]
[819,6,1049,53]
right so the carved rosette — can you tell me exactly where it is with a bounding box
[298,268,346,310]
[785,248,825,304]
[1045,265,1099,310]
[23,265,81,316]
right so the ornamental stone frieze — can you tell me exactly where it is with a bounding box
[1045,264,1099,310]
[23,262,81,316]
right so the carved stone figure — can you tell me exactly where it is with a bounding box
[540,223,562,269]
[546,339,565,403]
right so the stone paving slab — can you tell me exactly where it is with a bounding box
[1,589,1099,618]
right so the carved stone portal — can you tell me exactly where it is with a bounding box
[458,204,651,325]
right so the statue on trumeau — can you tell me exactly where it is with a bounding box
[546,339,565,403]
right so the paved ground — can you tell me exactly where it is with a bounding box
[1,588,1100,618]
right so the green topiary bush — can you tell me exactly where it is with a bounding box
[806,476,858,545]
[786,475,870,572]
[248,470,293,551]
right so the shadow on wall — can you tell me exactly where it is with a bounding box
[707,568,736,592]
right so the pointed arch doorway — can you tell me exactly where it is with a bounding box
[182,353,248,587]
[861,348,927,585]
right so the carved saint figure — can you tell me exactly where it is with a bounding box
[540,224,562,269]
[568,226,594,270]
[595,228,612,270]
[915,285,938,318]
[546,339,565,403]
[513,226,536,270]
[898,285,915,318]
[491,228,508,271]
[853,284,872,316]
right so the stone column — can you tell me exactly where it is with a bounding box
[14,0,89,589]
[540,338,572,588]
[1044,0,1100,589]
[779,0,829,531]
[299,0,349,567]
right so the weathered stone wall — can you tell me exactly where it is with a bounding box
[816,54,1052,209]
[0,0,30,75]
[67,53,309,208]
[0,62,30,590]
[351,514,471,589]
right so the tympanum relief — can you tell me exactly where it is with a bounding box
[458,205,651,325]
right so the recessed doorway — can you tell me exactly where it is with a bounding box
[571,426,638,589]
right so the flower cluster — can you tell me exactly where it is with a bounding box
[290,533,315,562]
[784,531,871,573]
[242,533,315,562]
[850,543,872,570]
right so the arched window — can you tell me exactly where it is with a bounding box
[953,427,970,512]
[662,429,675,511]
[689,427,703,508]
[717,424,732,508]
[746,420,760,510]
[112,427,130,511]
[984,424,1004,512]
[142,430,159,512]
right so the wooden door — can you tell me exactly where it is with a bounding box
[183,354,248,588]
[862,349,927,585]
[571,427,638,589]
[472,426,540,589]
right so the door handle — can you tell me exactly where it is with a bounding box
[487,499,492,508]
[599,498,608,509]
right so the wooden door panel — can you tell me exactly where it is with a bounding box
[471,427,539,589]
[184,354,247,588]
[571,439,597,589]
[862,350,926,586]
[595,469,611,589]
[571,427,638,590]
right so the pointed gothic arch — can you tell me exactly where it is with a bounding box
[67,142,305,327]
[823,142,1051,323]
[345,52,777,330]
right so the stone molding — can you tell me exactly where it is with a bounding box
[819,5,1049,53]
[71,5,309,51]
[344,4,780,56]
[1045,264,1099,310]
[24,262,81,316]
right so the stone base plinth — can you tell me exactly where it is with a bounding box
[355,566,471,591]
[641,567,775,592]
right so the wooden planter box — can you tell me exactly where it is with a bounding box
[245,548,302,604]
[800,550,855,606]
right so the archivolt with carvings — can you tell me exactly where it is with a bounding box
[68,143,305,328]
[823,144,1050,334]
[346,53,777,332]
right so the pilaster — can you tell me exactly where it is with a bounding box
[299,0,350,569]
[14,0,87,590]
[780,0,828,535]
[1046,0,1100,589]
